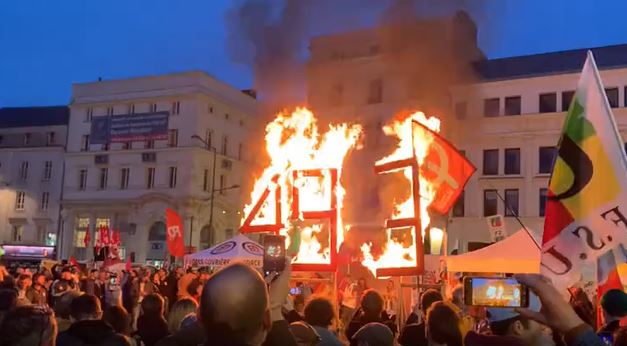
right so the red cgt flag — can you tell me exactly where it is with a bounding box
[83,228,91,248]
[165,208,185,257]
[414,120,476,215]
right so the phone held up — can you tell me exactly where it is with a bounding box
[463,276,529,308]
[263,234,286,278]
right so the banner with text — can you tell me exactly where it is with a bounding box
[90,112,169,144]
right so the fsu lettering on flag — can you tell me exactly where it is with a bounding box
[541,51,627,289]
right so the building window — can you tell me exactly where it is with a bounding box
[539,188,548,217]
[98,168,108,190]
[168,129,178,147]
[0,135,3,146]
[205,130,213,149]
[169,167,177,188]
[129,104,135,114]
[452,191,465,217]
[539,93,557,113]
[120,168,129,190]
[504,148,521,175]
[172,101,180,115]
[221,135,228,156]
[483,98,500,117]
[81,135,90,151]
[144,140,154,149]
[149,103,157,112]
[562,91,574,111]
[454,102,467,119]
[483,190,498,216]
[40,192,50,211]
[37,226,46,244]
[15,191,26,211]
[23,133,31,145]
[107,106,114,116]
[122,142,131,150]
[46,132,55,146]
[146,167,155,189]
[12,225,23,243]
[219,174,226,195]
[367,78,383,104]
[238,143,243,160]
[225,113,230,120]
[605,87,619,108]
[78,169,87,190]
[203,169,209,192]
[504,189,519,217]
[504,96,521,116]
[539,146,557,174]
[208,104,214,114]
[43,161,52,181]
[85,107,93,122]
[19,161,29,180]
[483,149,499,175]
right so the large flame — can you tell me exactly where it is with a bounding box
[242,108,362,265]
[361,111,441,275]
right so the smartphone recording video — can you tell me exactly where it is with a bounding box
[263,235,286,276]
[464,277,529,308]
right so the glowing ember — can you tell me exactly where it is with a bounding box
[362,111,441,276]
[241,108,362,267]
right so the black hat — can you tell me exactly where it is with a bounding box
[601,289,627,317]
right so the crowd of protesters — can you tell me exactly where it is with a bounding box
[0,259,623,346]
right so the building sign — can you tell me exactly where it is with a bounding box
[486,214,507,242]
[1,245,55,259]
[90,112,169,144]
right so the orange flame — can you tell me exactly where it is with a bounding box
[242,107,362,265]
[361,111,441,276]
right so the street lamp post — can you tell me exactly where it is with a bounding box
[191,135,240,247]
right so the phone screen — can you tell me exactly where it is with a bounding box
[598,332,613,345]
[263,235,286,275]
[290,287,302,295]
[465,277,528,307]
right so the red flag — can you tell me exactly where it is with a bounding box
[100,226,110,246]
[69,256,79,267]
[165,208,185,257]
[125,256,132,271]
[414,121,476,214]
[83,229,91,248]
[111,229,121,246]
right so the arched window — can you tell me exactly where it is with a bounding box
[200,225,214,246]
[148,221,166,241]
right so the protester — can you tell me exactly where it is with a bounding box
[383,279,398,317]
[198,261,297,346]
[0,305,57,346]
[426,301,463,346]
[303,296,343,346]
[103,305,133,337]
[56,293,131,346]
[289,321,322,346]
[54,290,83,333]
[51,267,77,306]
[0,288,18,325]
[449,285,474,338]
[599,289,627,335]
[27,273,49,305]
[399,288,443,346]
[346,289,397,345]
[339,277,358,329]
[16,274,33,305]
[135,293,170,346]
[352,322,394,346]
[166,298,198,334]
[82,269,99,296]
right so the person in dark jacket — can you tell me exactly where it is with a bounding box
[51,268,77,307]
[155,320,205,346]
[198,261,297,346]
[56,293,130,346]
[598,289,627,335]
[399,288,443,346]
[346,289,397,345]
[134,294,170,346]
[0,305,57,346]
[81,269,99,296]
[26,273,49,305]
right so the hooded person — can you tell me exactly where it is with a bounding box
[464,293,552,346]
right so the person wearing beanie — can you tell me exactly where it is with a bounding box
[598,289,627,335]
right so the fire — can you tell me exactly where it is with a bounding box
[242,107,361,266]
[361,111,441,276]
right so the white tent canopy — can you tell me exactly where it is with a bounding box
[446,229,541,274]
[184,234,263,269]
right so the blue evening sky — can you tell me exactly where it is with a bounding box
[1,0,627,107]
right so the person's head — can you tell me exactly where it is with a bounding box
[426,302,462,346]
[33,273,46,286]
[289,321,321,346]
[601,289,627,321]
[168,298,199,334]
[199,262,271,346]
[488,294,553,346]
[17,275,32,290]
[357,277,367,289]
[420,289,444,316]
[60,268,72,281]
[0,305,57,346]
[16,267,25,275]
[89,269,98,280]
[293,294,306,314]
[141,294,165,317]
[70,294,102,322]
[53,291,82,320]
[103,305,131,336]
[98,270,108,282]
[304,297,335,328]
[175,266,185,277]
[451,285,464,311]
[386,279,394,291]
[130,270,138,279]
[352,322,393,346]
[187,279,203,299]
[361,289,384,318]
[158,269,167,280]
